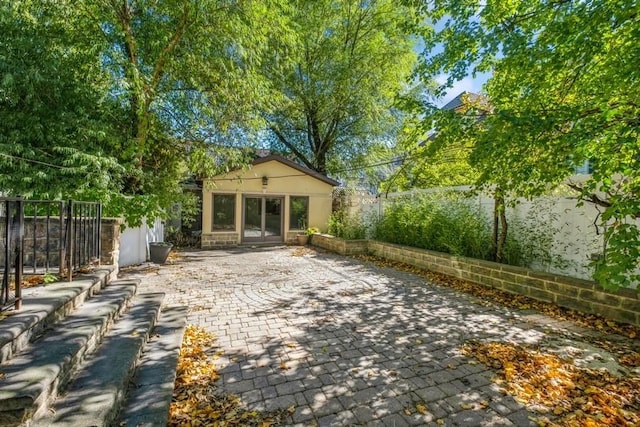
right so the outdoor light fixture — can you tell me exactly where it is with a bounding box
[262,176,268,186]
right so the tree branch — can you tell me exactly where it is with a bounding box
[269,126,316,170]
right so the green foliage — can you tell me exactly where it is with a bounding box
[328,210,367,240]
[306,227,320,236]
[417,0,640,290]
[372,194,493,259]
[500,202,571,271]
[263,0,423,174]
[0,0,122,199]
[43,272,58,285]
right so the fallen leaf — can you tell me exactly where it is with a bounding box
[461,341,640,427]
[169,325,291,426]
[416,404,428,415]
[460,403,474,410]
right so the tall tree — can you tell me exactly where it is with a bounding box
[90,0,286,222]
[418,0,640,290]
[1,1,288,224]
[263,0,422,174]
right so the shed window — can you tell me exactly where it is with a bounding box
[289,196,309,229]
[212,194,235,230]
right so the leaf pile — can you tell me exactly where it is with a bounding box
[354,254,639,365]
[169,325,289,426]
[289,247,316,257]
[7,275,45,291]
[462,341,640,426]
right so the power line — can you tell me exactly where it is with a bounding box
[0,153,68,170]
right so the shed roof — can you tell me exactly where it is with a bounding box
[252,155,340,187]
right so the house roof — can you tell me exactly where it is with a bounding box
[252,155,340,187]
[441,91,483,111]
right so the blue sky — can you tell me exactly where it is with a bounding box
[428,15,491,108]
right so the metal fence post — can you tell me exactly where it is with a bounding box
[59,201,65,278]
[15,196,24,310]
[97,203,102,266]
[2,199,9,306]
[66,200,73,282]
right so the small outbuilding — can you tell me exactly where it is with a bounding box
[201,155,339,247]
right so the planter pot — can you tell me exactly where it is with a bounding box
[296,234,309,246]
[149,242,173,264]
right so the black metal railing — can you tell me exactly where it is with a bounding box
[1,197,101,311]
[1,198,24,311]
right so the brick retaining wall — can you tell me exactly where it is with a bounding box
[312,235,640,327]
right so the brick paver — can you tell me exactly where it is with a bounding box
[121,246,635,426]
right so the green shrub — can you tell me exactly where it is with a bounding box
[371,193,493,260]
[372,193,567,271]
[328,210,367,240]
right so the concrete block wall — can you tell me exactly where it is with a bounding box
[312,235,640,327]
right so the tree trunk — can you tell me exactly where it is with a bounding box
[492,189,507,263]
[315,148,327,174]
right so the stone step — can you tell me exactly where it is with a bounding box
[118,305,188,427]
[34,292,166,427]
[0,266,118,364]
[0,281,137,427]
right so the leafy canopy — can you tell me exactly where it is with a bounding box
[1,0,288,225]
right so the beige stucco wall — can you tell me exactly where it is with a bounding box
[201,160,335,247]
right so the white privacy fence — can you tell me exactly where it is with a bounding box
[118,218,165,267]
[345,185,617,280]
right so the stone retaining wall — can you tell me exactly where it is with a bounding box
[100,218,122,266]
[311,234,369,256]
[312,235,640,327]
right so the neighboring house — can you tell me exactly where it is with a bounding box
[201,155,339,247]
[441,91,486,112]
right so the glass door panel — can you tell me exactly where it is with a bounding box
[243,197,262,240]
[264,198,282,240]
